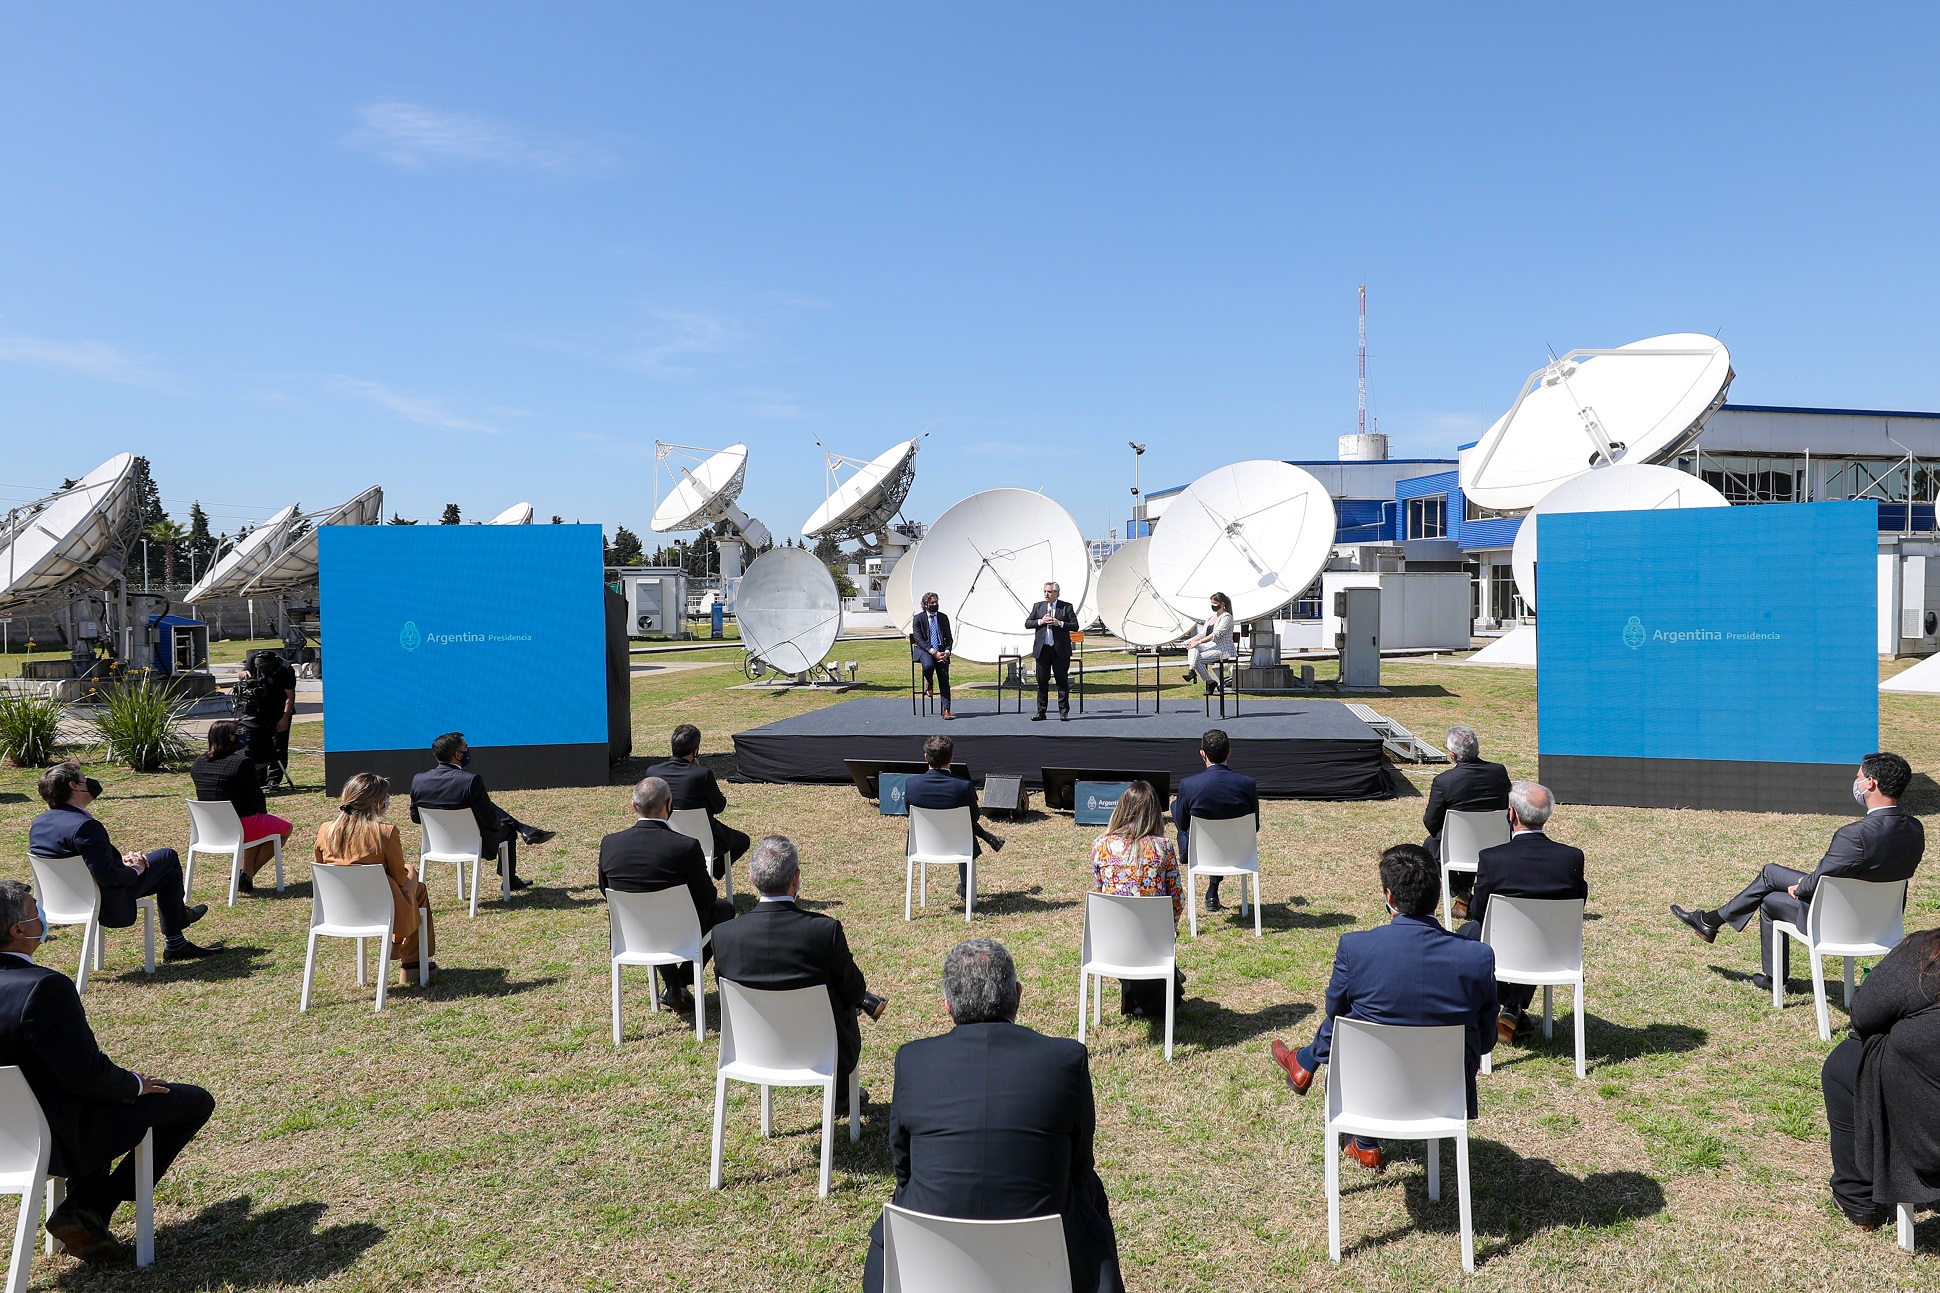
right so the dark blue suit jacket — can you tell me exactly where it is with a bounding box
[29,805,147,927]
[1315,914,1498,1116]
[904,767,982,854]
[1470,830,1588,930]
[409,760,511,844]
[1171,763,1258,865]
[0,954,141,1177]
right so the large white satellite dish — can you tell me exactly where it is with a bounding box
[1096,537,1198,647]
[1462,333,1733,512]
[0,454,140,611]
[1511,463,1729,609]
[651,442,773,604]
[736,546,842,676]
[488,502,534,525]
[803,439,919,542]
[186,504,302,603]
[883,539,919,635]
[241,485,385,595]
[1147,460,1335,624]
[909,489,1089,664]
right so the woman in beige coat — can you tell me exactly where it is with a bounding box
[314,773,436,976]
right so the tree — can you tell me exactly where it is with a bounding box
[388,513,419,525]
[128,456,166,534]
[829,565,857,598]
[550,514,564,524]
[608,525,644,566]
[812,533,845,564]
[439,503,462,525]
[145,519,188,587]
[186,502,216,578]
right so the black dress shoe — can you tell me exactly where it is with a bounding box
[1059,711,1070,721]
[45,1208,128,1264]
[711,859,727,881]
[660,987,695,1013]
[508,876,532,891]
[1204,891,1223,912]
[1031,712,1047,722]
[984,834,1005,853]
[236,873,254,894]
[181,902,209,929]
[1751,973,1774,992]
[522,829,555,846]
[1670,904,1720,944]
[163,939,227,962]
[838,1085,871,1116]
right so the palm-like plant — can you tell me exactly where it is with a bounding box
[145,519,189,587]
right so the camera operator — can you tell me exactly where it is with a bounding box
[236,651,295,789]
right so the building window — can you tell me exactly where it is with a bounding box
[1487,563,1524,622]
[1406,495,1446,539]
[1464,497,1515,522]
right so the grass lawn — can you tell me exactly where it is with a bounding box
[2,639,1937,1290]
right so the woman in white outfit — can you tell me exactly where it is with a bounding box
[1181,591,1237,691]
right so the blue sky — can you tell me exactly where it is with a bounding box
[3,5,1936,546]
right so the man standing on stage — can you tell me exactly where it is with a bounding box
[1025,581,1080,722]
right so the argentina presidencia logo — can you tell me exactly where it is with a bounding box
[400,621,422,651]
[1622,616,1646,650]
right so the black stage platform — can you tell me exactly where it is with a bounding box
[731,697,1391,800]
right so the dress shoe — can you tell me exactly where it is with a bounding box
[1670,904,1720,944]
[942,711,954,720]
[236,873,255,894]
[522,829,556,846]
[984,833,1005,852]
[508,876,533,892]
[1498,1013,1520,1045]
[1031,712,1047,722]
[163,940,227,962]
[45,1208,128,1264]
[1204,890,1223,912]
[1182,671,1196,684]
[402,961,439,979]
[1751,973,1774,993]
[1450,897,1469,921]
[660,987,695,1013]
[838,1085,871,1116]
[1060,710,1070,721]
[1270,1039,1313,1094]
[1343,1138,1386,1172]
[181,902,209,929]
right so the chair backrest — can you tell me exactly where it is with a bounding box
[1080,891,1176,971]
[606,886,704,960]
[419,806,483,858]
[1328,1018,1467,1125]
[26,854,99,925]
[1442,809,1512,869]
[717,981,836,1077]
[909,805,974,858]
[184,797,245,847]
[1189,814,1258,872]
[1480,896,1585,978]
[309,863,397,931]
[667,808,715,861]
[0,1066,51,1184]
[883,1204,1072,1293]
[1808,876,1908,951]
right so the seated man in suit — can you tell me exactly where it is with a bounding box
[0,879,216,1263]
[862,937,1124,1293]
[1674,751,1924,992]
[29,763,221,962]
[597,776,735,1013]
[1421,724,1511,917]
[645,723,750,882]
[903,734,1004,897]
[1171,727,1259,912]
[1269,844,1497,1171]
[409,732,554,892]
[711,835,883,1114]
[1457,781,1587,1041]
[909,591,956,720]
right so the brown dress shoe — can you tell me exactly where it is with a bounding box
[1451,898,1469,921]
[1343,1138,1387,1172]
[1270,1039,1314,1094]
[1497,1013,1519,1045]
[46,1211,129,1264]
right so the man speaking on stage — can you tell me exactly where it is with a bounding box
[1025,581,1080,722]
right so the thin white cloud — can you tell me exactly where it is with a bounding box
[348,100,616,171]
[0,335,165,386]
[617,294,829,378]
[739,389,807,420]
[330,376,502,434]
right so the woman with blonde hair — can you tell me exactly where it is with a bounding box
[1089,778,1185,1018]
[314,773,435,977]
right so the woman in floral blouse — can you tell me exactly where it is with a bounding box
[1090,779,1186,1018]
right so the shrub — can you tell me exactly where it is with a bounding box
[94,675,190,771]
[0,690,65,767]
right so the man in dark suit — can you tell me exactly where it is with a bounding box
[903,735,1005,897]
[910,591,956,719]
[597,775,735,1011]
[711,835,882,1111]
[0,879,216,1263]
[409,732,554,891]
[1171,728,1259,912]
[1421,724,1511,915]
[1457,781,1587,1040]
[645,723,749,881]
[1024,580,1080,721]
[1269,844,1497,1171]
[862,937,1124,1293]
[1674,751,1925,991]
[28,763,221,962]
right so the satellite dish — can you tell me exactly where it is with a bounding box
[653,443,749,532]
[1462,333,1733,512]
[803,439,919,542]
[908,489,1089,664]
[185,505,303,602]
[1096,537,1199,647]
[883,539,920,635]
[1147,460,1335,624]
[736,546,842,676]
[241,485,384,595]
[488,502,534,525]
[1511,463,1729,609]
[0,454,140,611]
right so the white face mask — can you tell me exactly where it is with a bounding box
[9,918,43,955]
[1853,778,1871,808]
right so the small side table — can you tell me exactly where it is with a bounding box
[995,654,1026,714]
[1132,650,1166,713]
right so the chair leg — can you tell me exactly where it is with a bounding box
[964,857,975,922]
[142,902,155,974]
[1187,873,1200,939]
[819,1080,835,1198]
[469,856,482,919]
[1573,981,1587,1079]
[1542,985,1554,1039]
[300,931,319,1011]
[43,1178,64,1255]
[1326,1121,1342,1262]
[418,909,430,986]
[1809,947,1831,1041]
[374,935,391,1012]
[1844,956,1857,1007]
[7,1175,37,1293]
[709,1075,729,1189]
[1900,1202,1916,1252]
[761,1085,773,1138]
[355,938,367,986]
[227,846,242,907]
[133,1128,153,1267]
[611,963,624,1045]
[848,1069,861,1143]
[1163,972,1175,1062]
[919,859,927,909]
[1772,944,1787,1009]
[1094,972,1103,1025]
[904,859,914,922]
[1481,1047,1492,1076]
[74,920,93,994]
[273,835,285,893]
[499,843,511,905]
[1440,864,1453,926]
[451,858,465,904]
[693,959,706,1042]
[1428,1137,1441,1202]
[1076,971,1088,1043]
[1455,1132,1474,1273]
[1252,872,1262,938]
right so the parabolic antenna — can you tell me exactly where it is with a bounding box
[803,439,919,542]
[908,488,1090,664]
[1096,538,1199,647]
[1462,333,1733,512]
[1147,460,1335,624]
[241,485,384,596]
[883,540,919,635]
[653,443,750,533]
[1510,463,1729,609]
[185,504,302,603]
[735,546,842,676]
[488,502,534,525]
[0,454,140,612]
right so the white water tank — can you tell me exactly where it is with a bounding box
[1338,432,1389,461]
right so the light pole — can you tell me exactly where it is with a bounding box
[1128,442,1147,536]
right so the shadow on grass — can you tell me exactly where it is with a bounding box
[145,944,273,984]
[977,886,1079,916]
[1377,684,1457,698]
[1483,1017,1706,1074]
[1119,997,1315,1049]
[513,884,608,911]
[424,967,564,1000]
[1257,902,1357,932]
[1899,771,1940,814]
[0,791,28,804]
[51,1195,383,1289]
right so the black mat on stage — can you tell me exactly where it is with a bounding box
[732,697,1391,800]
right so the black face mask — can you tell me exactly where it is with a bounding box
[459,751,472,769]
[84,777,103,799]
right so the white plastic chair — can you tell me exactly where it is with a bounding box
[419,807,509,918]
[1440,809,1511,926]
[27,854,154,991]
[668,808,733,898]
[0,1069,153,1279]
[1479,896,1586,1078]
[1899,1202,1921,1252]
[607,887,712,1044]
[1771,876,1908,1041]
[709,981,860,1198]
[1324,1019,1474,1272]
[1076,892,1178,1061]
[184,798,284,906]
[906,805,976,922]
[1185,814,1262,938]
[300,865,426,1012]
[881,1204,1071,1293]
